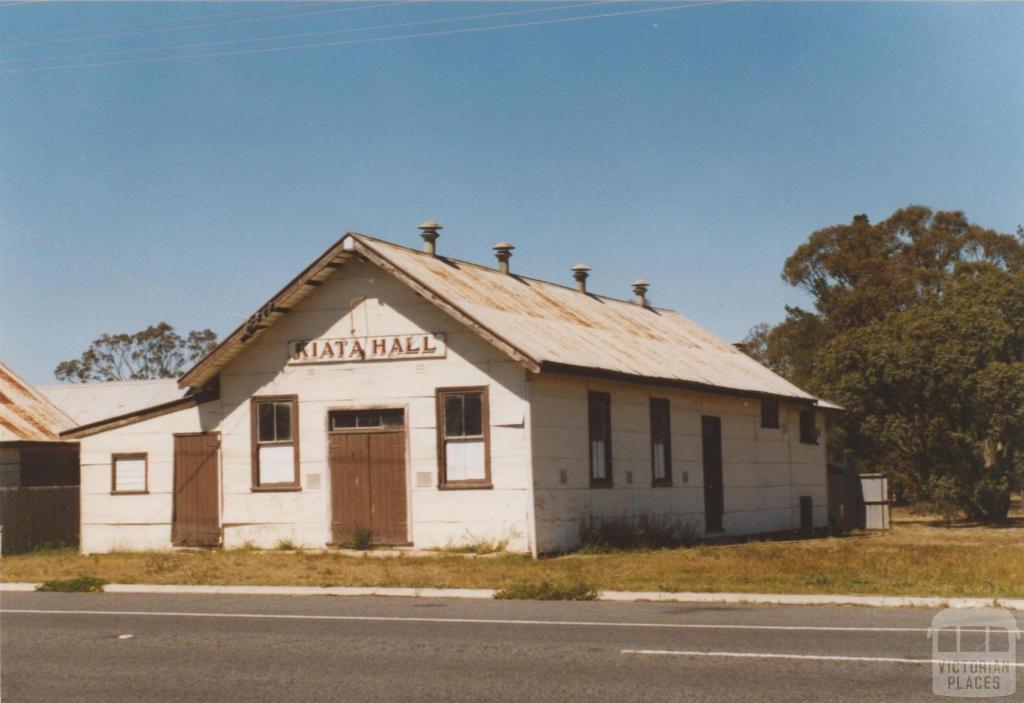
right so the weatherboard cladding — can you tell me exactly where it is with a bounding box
[179,232,817,403]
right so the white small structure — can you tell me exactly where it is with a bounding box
[66,224,834,555]
[859,473,890,530]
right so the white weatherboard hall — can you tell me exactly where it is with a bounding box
[69,222,831,555]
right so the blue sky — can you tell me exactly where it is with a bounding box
[1,1,1021,384]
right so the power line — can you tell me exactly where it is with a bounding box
[0,2,315,41]
[0,217,248,320]
[0,1,419,49]
[0,1,739,74]
[0,0,621,65]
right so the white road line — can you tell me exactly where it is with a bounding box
[621,650,1024,667]
[1,609,1020,634]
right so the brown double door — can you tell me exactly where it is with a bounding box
[172,432,221,546]
[329,410,408,545]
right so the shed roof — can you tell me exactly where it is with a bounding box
[179,231,824,404]
[0,362,74,441]
[38,378,186,427]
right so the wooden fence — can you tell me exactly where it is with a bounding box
[0,486,79,554]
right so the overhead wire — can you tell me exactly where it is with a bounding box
[0,1,323,41]
[0,0,622,65]
[0,0,740,75]
[0,0,421,49]
[0,2,322,39]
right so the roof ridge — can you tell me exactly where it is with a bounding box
[350,232,677,314]
[38,377,181,388]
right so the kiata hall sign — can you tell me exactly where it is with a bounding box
[288,333,447,365]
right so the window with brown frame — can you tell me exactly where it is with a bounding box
[761,397,780,429]
[436,387,490,488]
[650,398,671,486]
[251,395,300,489]
[111,453,147,494]
[588,391,612,487]
[799,409,818,444]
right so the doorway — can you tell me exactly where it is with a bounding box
[328,409,408,545]
[701,416,724,533]
[172,432,221,546]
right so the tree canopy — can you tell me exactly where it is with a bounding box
[55,323,218,383]
[744,206,1023,521]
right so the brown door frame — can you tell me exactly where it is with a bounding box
[325,405,411,545]
[171,431,222,547]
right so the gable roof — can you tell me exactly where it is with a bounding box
[0,362,74,441]
[179,231,820,404]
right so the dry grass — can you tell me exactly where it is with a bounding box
[4,507,1022,598]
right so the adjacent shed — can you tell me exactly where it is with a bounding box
[0,362,78,487]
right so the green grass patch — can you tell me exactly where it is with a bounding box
[494,580,598,601]
[3,503,1022,599]
[35,575,107,593]
[438,537,509,555]
[341,528,373,551]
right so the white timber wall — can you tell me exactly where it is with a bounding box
[216,259,533,552]
[78,403,218,553]
[529,374,827,553]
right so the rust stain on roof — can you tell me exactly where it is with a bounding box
[0,363,74,441]
[178,230,822,403]
[359,235,816,400]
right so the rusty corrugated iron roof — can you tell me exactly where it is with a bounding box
[0,362,74,441]
[179,231,821,403]
[357,235,817,401]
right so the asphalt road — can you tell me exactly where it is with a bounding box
[1,592,1019,702]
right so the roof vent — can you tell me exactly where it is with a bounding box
[418,220,442,256]
[492,241,514,274]
[632,279,650,306]
[571,263,591,293]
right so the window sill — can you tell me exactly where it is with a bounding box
[651,481,673,488]
[111,490,148,496]
[438,483,493,491]
[251,485,302,493]
[760,424,780,430]
[589,481,614,489]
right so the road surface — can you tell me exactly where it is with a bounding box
[1,591,1018,701]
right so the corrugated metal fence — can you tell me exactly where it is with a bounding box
[0,486,79,554]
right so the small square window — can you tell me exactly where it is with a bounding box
[112,453,147,494]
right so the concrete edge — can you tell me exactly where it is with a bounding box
[2,582,1021,610]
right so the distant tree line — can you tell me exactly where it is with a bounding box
[55,323,217,383]
[743,206,1023,522]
